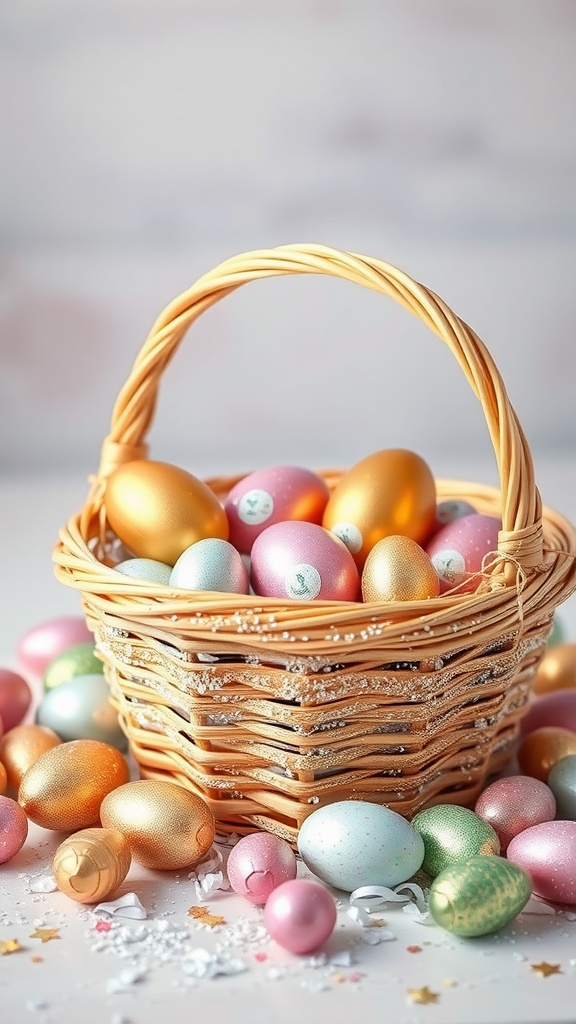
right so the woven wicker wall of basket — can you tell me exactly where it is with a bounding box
[53,244,576,845]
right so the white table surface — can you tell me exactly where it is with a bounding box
[1,459,576,1024]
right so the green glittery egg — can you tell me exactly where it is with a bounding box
[429,855,532,936]
[43,642,103,691]
[411,804,500,878]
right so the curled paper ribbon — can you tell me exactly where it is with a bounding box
[93,892,147,919]
[349,882,428,914]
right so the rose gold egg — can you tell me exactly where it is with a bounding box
[323,449,437,569]
[0,795,28,863]
[517,727,576,782]
[361,535,440,603]
[18,739,130,831]
[474,775,556,851]
[533,643,576,695]
[104,460,228,565]
[0,724,61,791]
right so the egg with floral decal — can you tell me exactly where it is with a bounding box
[426,513,501,593]
[250,521,359,601]
[225,466,330,554]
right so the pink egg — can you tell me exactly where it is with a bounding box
[250,521,359,601]
[425,513,501,593]
[0,795,29,864]
[17,616,92,678]
[263,878,337,954]
[0,669,32,732]
[474,775,556,851]
[225,466,330,554]
[226,832,297,905]
[520,689,576,736]
[507,820,576,905]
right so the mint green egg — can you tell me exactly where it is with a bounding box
[429,855,532,936]
[43,642,103,691]
[411,804,500,878]
[547,616,565,649]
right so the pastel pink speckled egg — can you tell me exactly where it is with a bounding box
[474,775,556,851]
[520,690,576,736]
[226,832,297,905]
[263,878,337,954]
[225,466,330,554]
[426,513,501,593]
[507,820,576,905]
[17,616,92,678]
[250,521,359,602]
[0,795,29,864]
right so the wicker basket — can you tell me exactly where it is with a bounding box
[54,244,576,845]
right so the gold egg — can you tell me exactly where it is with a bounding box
[323,449,437,569]
[0,760,7,794]
[361,535,440,602]
[53,827,132,904]
[517,727,576,782]
[0,724,61,791]
[100,779,215,870]
[104,459,229,565]
[533,643,576,695]
[18,739,130,831]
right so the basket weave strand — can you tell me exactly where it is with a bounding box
[54,244,576,844]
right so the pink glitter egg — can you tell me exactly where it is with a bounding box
[0,669,32,732]
[0,795,28,864]
[226,832,297,905]
[507,820,576,905]
[225,466,330,554]
[425,513,501,593]
[250,521,359,602]
[520,689,576,736]
[474,775,556,851]
[17,616,92,678]
[263,878,337,954]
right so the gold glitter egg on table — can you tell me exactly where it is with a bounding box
[517,726,576,781]
[411,804,500,878]
[43,642,103,692]
[104,459,228,565]
[533,643,576,695]
[99,779,215,870]
[428,855,532,937]
[18,739,130,831]
[53,827,131,904]
[0,724,61,791]
[361,535,440,602]
[322,449,436,569]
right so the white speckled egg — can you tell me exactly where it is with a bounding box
[116,558,172,585]
[297,800,425,892]
[170,538,249,593]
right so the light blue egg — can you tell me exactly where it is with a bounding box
[170,539,249,593]
[115,558,172,585]
[298,800,425,892]
[548,754,576,819]
[35,673,127,750]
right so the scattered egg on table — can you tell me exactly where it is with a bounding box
[474,775,556,850]
[18,739,130,831]
[520,689,576,735]
[0,795,29,864]
[104,459,228,564]
[115,557,172,585]
[533,643,576,695]
[99,779,215,870]
[43,642,103,691]
[53,827,132,904]
[226,832,297,904]
[297,800,424,891]
[170,538,249,593]
[411,804,500,878]
[263,878,337,954]
[36,673,126,749]
[225,465,330,554]
[507,820,576,905]
[323,448,437,569]
[429,855,532,937]
[250,521,359,601]
[547,754,576,819]
[16,616,92,677]
[0,669,32,731]
[425,513,501,593]
[0,724,61,791]
[517,726,576,781]
[361,535,439,602]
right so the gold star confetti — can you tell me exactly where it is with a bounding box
[531,962,562,978]
[0,939,22,956]
[367,916,387,928]
[30,928,61,944]
[407,986,439,1005]
[187,906,226,928]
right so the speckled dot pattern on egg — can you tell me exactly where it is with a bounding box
[429,855,532,936]
[507,820,576,905]
[411,804,500,878]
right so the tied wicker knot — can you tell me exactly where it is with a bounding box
[97,437,150,482]
[497,523,545,570]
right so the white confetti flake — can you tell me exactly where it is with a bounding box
[181,948,246,979]
[27,873,58,894]
[360,927,397,945]
[106,967,147,994]
[94,893,147,920]
[25,1000,49,1011]
[188,846,229,901]
[329,949,356,967]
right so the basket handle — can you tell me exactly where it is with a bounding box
[95,243,543,572]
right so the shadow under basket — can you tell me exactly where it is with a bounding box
[54,244,576,845]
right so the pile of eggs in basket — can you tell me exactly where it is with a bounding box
[102,448,502,601]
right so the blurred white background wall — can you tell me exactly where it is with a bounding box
[1,0,575,485]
